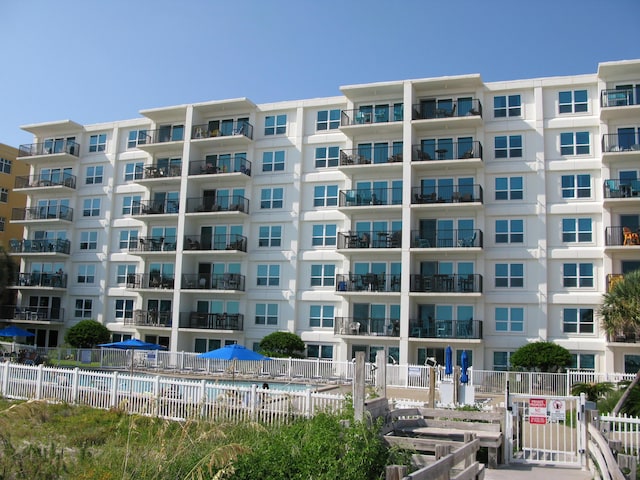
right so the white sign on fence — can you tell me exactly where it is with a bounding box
[529,398,547,424]
[408,367,421,377]
[549,399,566,422]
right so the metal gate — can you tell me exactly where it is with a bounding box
[505,393,586,467]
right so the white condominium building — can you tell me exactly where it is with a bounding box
[6,59,640,374]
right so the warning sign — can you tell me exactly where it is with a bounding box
[529,398,547,424]
[549,399,566,422]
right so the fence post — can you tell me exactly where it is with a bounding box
[71,367,80,404]
[35,364,44,400]
[306,388,312,418]
[250,383,257,421]
[111,371,119,407]
[579,393,588,470]
[385,465,407,480]
[1,363,8,396]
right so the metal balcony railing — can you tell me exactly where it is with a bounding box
[337,230,402,249]
[339,147,404,166]
[412,99,482,120]
[602,133,640,153]
[410,273,483,293]
[605,226,640,246]
[8,238,71,254]
[601,88,639,108]
[409,319,483,339]
[18,140,80,157]
[183,233,247,252]
[15,173,76,189]
[185,195,249,214]
[340,105,403,126]
[1,305,64,322]
[411,185,483,204]
[12,272,67,288]
[335,273,401,293]
[410,229,482,248]
[603,179,640,198]
[181,273,245,291]
[132,200,180,215]
[12,206,73,222]
[180,312,244,331]
[189,158,252,176]
[138,164,182,179]
[191,121,254,140]
[140,127,184,144]
[126,274,175,290]
[412,141,483,162]
[334,316,400,337]
[124,310,172,327]
[128,236,177,253]
[339,187,403,207]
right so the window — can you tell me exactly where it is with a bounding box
[313,185,338,207]
[563,308,594,333]
[561,174,591,198]
[116,264,136,284]
[316,109,340,130]
[495,263,524,287]
[122,195,141,215]
[314,146,340,168]
[262,150,285,172]
[495,135,522,158]
[560,132,590,155]
[494,94,521,117]
[257,264,280,286]
[563,263,594,288]
[255,303,278,325]
[115,299,134,321]
[0,188,8,203]
[562,218,592,242]
[493,351,512,371]
[79,231,98,250]
[119,230,138,249]
[75,299,93,318]
[77,264,96,284]
[265,114,287,135]
[0,158,11,174]
[83,198,101,217]
[309,305,334,328]
[495,176,523,200]
[570,353,595,370]
[559,90,588,114]
[0,217,5,232]
[89,133,107,153]
[127,129,148,148]
[260,187,283,209]
[258,225,282,247]
[307,344,334,359]
[86,165,104,185]
[310,264,336,287]
[312,224,337,247]
[124,162,144,181]
[495,307,524,332]
[495,219,523,243]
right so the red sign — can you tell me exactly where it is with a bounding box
[529,398,547,424]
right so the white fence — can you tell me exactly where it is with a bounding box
[600,413,640,459]
[0,362,345,425]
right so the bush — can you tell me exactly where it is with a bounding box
[510,341,572,372]
[259,331,306,358]
[64,320,111,348]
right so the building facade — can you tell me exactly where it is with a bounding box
[5,59,640,374]
[0,143,28,248]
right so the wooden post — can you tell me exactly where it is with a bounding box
[453,366,460,405]
[435,444,449,460]
[385,465,407,480]
[375,350,386,398]
[353,351,366,422]
[428,366,436,407]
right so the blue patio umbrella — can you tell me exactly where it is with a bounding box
[460,350,469,384]
[445,345,453,375]
[98,338,165,350]
[198,344,270,361]
[0,325,35,338]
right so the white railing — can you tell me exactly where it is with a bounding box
[601,412,640,459]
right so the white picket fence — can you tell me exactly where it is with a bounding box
[0,362,345,425]
[600,413,640,459]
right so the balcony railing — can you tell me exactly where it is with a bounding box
[12,206,73,222]
[339,147,404,166]
[124,310,172,328]
[337,230,402,249]
[411,185,483,204]
[335,273,401,293]
[412,99,482,120]
[183,233,247,252]
[339,188,403,207]
[181,273,245,291]
[1,305,64,322]
[140,127,185,144]
[603,179,640,199]
[132,200,179,215]
[334,316,400,337]
[410,273,483,293]
[191,121,254,140]
[189,158,252,176]
[340,105,403,126]
[409,319,483,339]
[602,133,640,153]
[180,312,244,331]
[139,164,182,179]
[185,195,249,214]
[410,229,482,248]
[128,236,177,253]
[8,238,71,254]
[412,141,483,162]
[601,88,640,108]
[606,274,624,292]
[18,140,80,158]
[605,226,640,246]
[15,173,76,189]
[12,272,67,288]
[126,274,175,290]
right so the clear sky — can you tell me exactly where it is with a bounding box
[1,0,638,148]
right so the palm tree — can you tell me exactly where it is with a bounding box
[600,270,640,340]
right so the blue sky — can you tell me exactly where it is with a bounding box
[1,0,638,148]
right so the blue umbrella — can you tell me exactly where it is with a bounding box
[445,345,453,375]
[0,325,35,337]
[198,344,270,361]
[98,338,165,350]
[460,350,469,384]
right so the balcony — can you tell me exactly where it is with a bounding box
[11,206,73,223]
[191,121,254,141]
[410,273,483,293]
[334,316,400,337]
[14,173,76,191]
[8,238,71,255]
[411,185,483,205]
[124,310,172,328]
[128,236,177,254]
[335,273,401,293]
[131,200,179,216]
[605,226,640,247]
[408,319,483,340]
[18,140,80,163]
[189,158,252,177]
[603,179,640,200]
[181,273,245,291]
[411,141,483,168]
[337,230,402,250]
[183,233,247,252]
[135,164,182,183]
[410,229,482,249]
[180,312,244,331]
[0,305,64,323]
[600,88,640,120]
[338,187,402,210]
[135,127,184,152]
[602,133,640,157]
[126,274,175,290]
[10,272,67,289]
[412,99,482,120]
[340,105,403,127]
[338,147,404,168]
[185,195,249,214]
